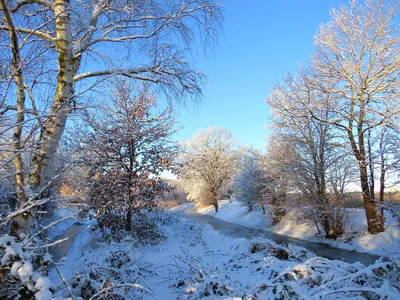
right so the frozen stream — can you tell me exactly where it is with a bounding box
[48,211,382,266]
[182,210,382,266]
[49,223,84,262]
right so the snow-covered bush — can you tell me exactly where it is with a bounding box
[0,235,54,299]
[95,210,165,245]
[170,248,237,299]
[387,201,400,223]
[223,237,400,299]
[67,247,153,299]
[233,149,264,212]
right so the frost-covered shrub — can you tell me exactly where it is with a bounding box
[129,213,165,245]
[387,202,400,223]
[68,249,152,299]
[170,248,237,299]
[0,235,54,300]
[96,211,165,245]
[245,256,400,299]
[250,241,290,260]
[97,213,126,239]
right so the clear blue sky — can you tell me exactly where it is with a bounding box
[174,0,349,149]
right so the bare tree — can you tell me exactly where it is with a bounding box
[266,72,356,237]
[181,127,237,212]
[82,81,178,231]
[262,138,294,224]
[311,0,400,233]
[0,0,222,192]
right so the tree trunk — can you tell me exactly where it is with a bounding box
[126,206,132,232]
[211,189,218,213]
[31,0,74,190]
[379,168,385,222]
[321,216,334,239]
[247,201,253,212]
[0,0,33,237]
[379,129,386,222]
[346,102,384,234]
[359,161,384,233]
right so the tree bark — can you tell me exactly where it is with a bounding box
[346,100,384,234]
[31,0,74,190]
[378,128,386,222]
[211,189,218,213]
[359,161,384,233]
[126,205,132,232]
[0,0,33,237]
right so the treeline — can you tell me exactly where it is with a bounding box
[180,0,400,237]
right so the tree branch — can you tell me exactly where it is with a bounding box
[0,26,55,41]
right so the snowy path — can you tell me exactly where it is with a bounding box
[181,210,382,266]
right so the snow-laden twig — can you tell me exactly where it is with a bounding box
[24,209,82,245]
[24,237,69,250]
[52,263,75,300]
[310,261,389,296]
[88,283,155,299]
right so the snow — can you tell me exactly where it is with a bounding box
[11,261,23,275]
[190,200,400,257]
[35,277,53,291]
[0,235,56,299]
[34,278,54,300]
[48,210,400,299]
[34,289,52,300]
[17,261,33,281]
[272,207,400,256]
[197,199,271,227]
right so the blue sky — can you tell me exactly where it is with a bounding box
[174,0,349,149]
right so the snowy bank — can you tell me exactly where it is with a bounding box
[190,200,400,257]
[197,199,272,228]
[46,210,400,299]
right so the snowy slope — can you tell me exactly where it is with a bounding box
[197,199,272,227]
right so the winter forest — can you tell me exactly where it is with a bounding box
[1,0,400,299]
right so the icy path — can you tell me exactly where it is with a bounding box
[181,210,382,266]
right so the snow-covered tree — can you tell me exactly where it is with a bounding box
[0,0,222,238]
[82,81,178,231]
[0,0,222,193]
[234,148,264,212]
[180,127,238,212]
[311,0,400,233]
[262,138,294,224]
[267,72,357,237]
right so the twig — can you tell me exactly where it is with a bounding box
[52,263,75,299]
[88,283,155,299]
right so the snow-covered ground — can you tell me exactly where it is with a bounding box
[48,210,400,299]
[188,200,400,257]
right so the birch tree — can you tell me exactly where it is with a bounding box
[0,0,222,192]
[0,0,34,236]
[311,0,400,233]
[181,127,237,212]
